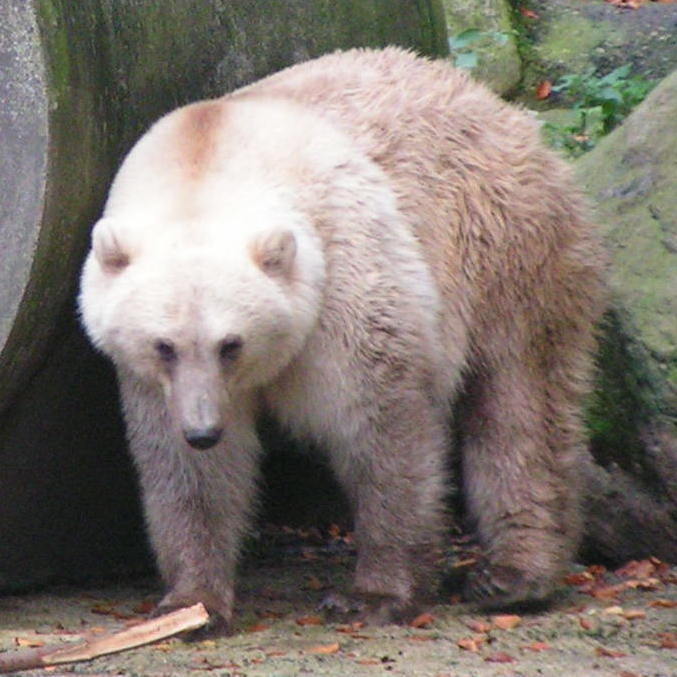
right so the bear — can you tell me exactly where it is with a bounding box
[79,47,606,631]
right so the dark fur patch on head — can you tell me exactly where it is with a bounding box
[177,100,225,179]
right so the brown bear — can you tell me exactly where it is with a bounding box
[79,47,606,631]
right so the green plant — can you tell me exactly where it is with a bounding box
[448,28,508,70]
[544,65,655,157]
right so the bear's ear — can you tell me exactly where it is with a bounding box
[91,218,130,274]
[250,228,297,279]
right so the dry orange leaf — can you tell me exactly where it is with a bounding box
[485,652,516,663]
[265,650,288,657]
[520,7,540,18]
[306,642,340,654]
[564,571,595,586]
[457,635,486,652]
[14,637,45,648]
[306,575,324,590]
[337,621,365,634]
[649,598,677,608]
[589,584,623,599]
[595,646,627,658]
[536,80,552,100]
[247,622,270,633]
[409,635,435,642]
[623,609,646,621]
[579,617,595,631]
[492,614,521,630]
[410,612,435,628]
[616,559,656,579]
[296,615,324,626]
[659,632,677,649]
[524,641,551,652]
[466,619,493,633]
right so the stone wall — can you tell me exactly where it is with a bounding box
[0,0,448,590]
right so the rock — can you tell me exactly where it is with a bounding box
[0,0,447,590]
[441,0,522,95]
[576,70,677,562]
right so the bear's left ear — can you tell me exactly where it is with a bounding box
[250,228,297,279]
[91,217,130,274]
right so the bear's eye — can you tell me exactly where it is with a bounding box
[154,339,177,363]
[219,334,243,361]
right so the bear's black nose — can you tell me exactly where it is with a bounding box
[184,427,223,450]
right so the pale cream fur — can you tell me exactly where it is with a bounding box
[79,48,605,629]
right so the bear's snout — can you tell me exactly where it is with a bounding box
[183,426,223,450]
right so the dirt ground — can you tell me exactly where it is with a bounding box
[0,538,675,677]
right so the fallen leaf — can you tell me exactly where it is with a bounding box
[649,598,677,608]
[589,584,623,600]
[579,617,595,631]
[485,652,516,663]
[410,612,435,628]
[524,641,551,652]
[466,619,493,633]
[90,604,116,615]
[265,650,287,657]
[15,637,45,648]
[247,622,270,633]
[623,609,646,621]
[564,571,594,586]
[658,632,677,649]
[409,635,435,642]
[306,642,340,654]
[619,671,641,677]
[536,80,552,100]
[603,606,625,615]
[616,559,656,579]
[457,635,486,652]
[356,658,380,665]
[596,646,627,658]
[337,622,365,634]
[587,564,607,577]
[492,614,521,630]
[296,615,324,626]
[632,578,661,591]
[306,575,324,590]
[520,7,540,18]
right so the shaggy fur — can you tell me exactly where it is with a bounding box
[79,48,606,630]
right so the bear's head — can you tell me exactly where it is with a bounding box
[79,204,325,451]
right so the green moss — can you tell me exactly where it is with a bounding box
[35,0,71,107]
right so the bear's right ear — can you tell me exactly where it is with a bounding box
[91,218,130,274]
[250,228,297,279]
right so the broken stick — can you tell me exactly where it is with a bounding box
[0,602,209,674]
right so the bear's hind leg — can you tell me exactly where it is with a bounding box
[327,392,448,624]
[459,358,584,608]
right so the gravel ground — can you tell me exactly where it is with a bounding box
[0,543,675,677]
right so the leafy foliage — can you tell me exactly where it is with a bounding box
[448,28,508,71]
[543,65,655,157]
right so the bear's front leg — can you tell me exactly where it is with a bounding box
[121,379,261,634]
[327,391,449,624]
